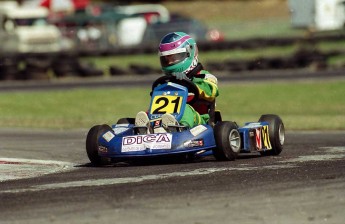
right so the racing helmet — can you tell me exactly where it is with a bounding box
[158,32,198,75]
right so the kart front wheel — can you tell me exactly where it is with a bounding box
[258,114,285,156]
[86,124,112,166]
[213,121,241,161]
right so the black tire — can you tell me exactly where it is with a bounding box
[213,121,241,161]
[116,118,135,124]
[52,56,79,78]
[0,56,19,80]
[78,63,104,77]
[258,114,285,156]
[109,65,127,76]
[86,124,112,166]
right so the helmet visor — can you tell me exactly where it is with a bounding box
[160,52,188,67]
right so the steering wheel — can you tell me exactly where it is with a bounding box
[151,75,199,105]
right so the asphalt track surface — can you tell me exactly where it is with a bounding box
[0,128,344,224]
[0,70,345,224]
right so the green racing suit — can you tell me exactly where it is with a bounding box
[179,64,219,128]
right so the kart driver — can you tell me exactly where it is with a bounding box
[135,32,219,133]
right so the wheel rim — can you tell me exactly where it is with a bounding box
[229,129,241,153]
[278,124,285,146]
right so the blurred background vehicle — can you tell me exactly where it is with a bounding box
[114,4,224,46]
[0,1,65,53]
[0,0,74,80]
[142,12,224,45]
[50,3,224,50]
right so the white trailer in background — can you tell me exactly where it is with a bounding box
[288,0,345,31]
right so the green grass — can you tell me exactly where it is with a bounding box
[208,19,304,39]
[0,79,344,130]
[218,80,345,130]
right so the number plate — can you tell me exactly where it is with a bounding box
[150,95,182,114]
[148,82,188,121]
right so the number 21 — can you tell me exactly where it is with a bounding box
[152,96,181,114]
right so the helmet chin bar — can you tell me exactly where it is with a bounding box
[183,56,198,74]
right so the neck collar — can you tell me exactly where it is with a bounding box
[186,63,204,79]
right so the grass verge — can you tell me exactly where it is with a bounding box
[0,79,344,130]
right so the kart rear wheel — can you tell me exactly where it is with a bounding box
[213,121,241,161]
[86,124,112,166]
[258,114,285,156]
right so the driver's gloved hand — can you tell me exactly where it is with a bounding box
[172,72,188,80]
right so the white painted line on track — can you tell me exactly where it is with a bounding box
[1,164,297,194]
[281,146,345,163]
[1,146,344,194]
[0,158,75,182]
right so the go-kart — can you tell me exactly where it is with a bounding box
[86,76,285,166]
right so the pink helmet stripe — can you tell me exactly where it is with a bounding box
[159,35,191,52]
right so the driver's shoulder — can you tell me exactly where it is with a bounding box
[197,70,218,85]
